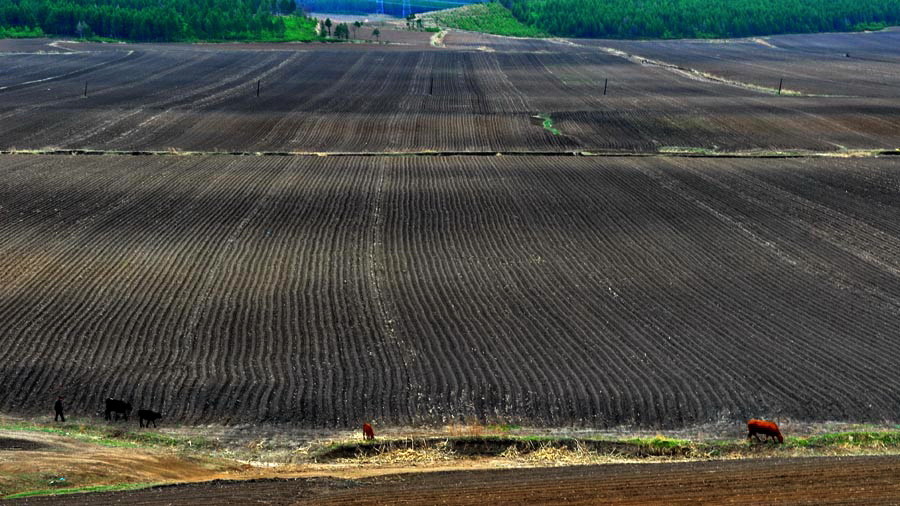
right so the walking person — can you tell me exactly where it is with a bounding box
[54,396,65,422]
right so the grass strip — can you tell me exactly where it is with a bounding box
[0,420,213,450]
[4,482,159,499]
[312,430,900,461]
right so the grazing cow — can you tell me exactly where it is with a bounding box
[105,398,132,421]
[138,409,162,428]
[362,423,375,440]
[748,419,783,444]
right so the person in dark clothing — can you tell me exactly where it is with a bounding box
[54,397,65,422]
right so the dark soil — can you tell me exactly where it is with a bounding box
[2,33,900,153]
[0,437,49,451]
[2,154,900,428]
[8,456,900,505]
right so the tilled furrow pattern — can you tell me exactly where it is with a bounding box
[1,154,899,426]
[4,35,900,153]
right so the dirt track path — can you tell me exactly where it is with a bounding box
[9,455,900,505]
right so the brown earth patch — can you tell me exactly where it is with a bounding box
[7,455,900,505]
[0,430,242,498]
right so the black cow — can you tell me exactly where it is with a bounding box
[105,398,132,421]
[138,409,162,428]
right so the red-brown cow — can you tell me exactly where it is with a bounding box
[362,423,375,440]
[747,419,783,444]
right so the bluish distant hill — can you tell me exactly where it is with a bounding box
[299,0,484,18]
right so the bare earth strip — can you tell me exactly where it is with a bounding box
[7,455,900,505]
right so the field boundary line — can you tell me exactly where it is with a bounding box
[1,148,898,159]
[0,50,136,92]
[585,44,852,98]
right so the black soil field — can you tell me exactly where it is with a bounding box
[595,28,900,99]
[9,456,900,505]
[2,33,900,153]
[2,154,900,427]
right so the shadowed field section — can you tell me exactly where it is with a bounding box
[1,154,900,427]
[8,456,900,505]
[2,33,900,153]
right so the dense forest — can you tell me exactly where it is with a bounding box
[3,0,898,42]
[500,0,900,38]
[0,0,308,41]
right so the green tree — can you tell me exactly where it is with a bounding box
[334,22,349,39]
[352,20,361,38]
[278,0,296,15]
[372,27,380,40]
[324,17,332,36]
[75,20,88,38]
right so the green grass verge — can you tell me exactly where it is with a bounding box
[485,423,522,432]
[852,21,888,32]
[0,420,214,450]
[4,482,159,499]
[427,2,547,38]
[315,429,900,461]
[184,16,320,42]
[788,431,900,448]
[0,26,45,38]
[271,16,320,42]
[623,435,693,450]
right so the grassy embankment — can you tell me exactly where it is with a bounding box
[0,418,229,500]
[0,419,214,449]
[313,428,900,463]
[4,418,900,499]
[5,483,160,500]
[426,2,546,37]
[265,16,320,42]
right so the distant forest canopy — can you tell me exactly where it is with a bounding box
[297,0,481,18]
[500,0,900,38]
[3,0,897,42]
[0,0,305,41]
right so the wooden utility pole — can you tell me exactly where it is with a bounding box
[256,80,260,97]
[429,75,433,96]
[603,78,608,95]
[83,81,87,97]
[777,78,783,95]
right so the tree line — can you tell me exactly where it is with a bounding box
[0,0,304,41]
[499,0,900,38]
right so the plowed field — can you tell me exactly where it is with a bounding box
[2,33,900,153]
[3,30,900,430]
[596,28,900,99]
[2,154,900,427]
[9,456,900,505]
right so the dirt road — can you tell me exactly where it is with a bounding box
[9,455,900,505]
